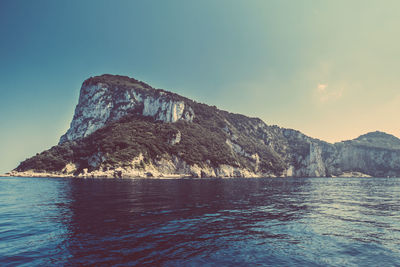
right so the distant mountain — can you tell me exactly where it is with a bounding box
[10,74,400,178]
[348,131,400,150]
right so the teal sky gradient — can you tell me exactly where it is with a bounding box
[1,0,400,173]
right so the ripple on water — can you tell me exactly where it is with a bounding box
[0,177,399,266]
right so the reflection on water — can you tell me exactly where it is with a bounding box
[0,177,400,266]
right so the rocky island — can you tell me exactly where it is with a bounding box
[9,74,400,178]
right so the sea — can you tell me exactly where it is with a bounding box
[0,176,399,266]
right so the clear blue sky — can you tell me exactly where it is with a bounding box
[1,0,400,173]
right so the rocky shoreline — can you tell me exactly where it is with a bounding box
[4,169,375,179]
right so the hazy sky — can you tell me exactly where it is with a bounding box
[1,0,400,173]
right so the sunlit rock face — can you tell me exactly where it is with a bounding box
[323,141,400,177]
[59,75,194,144]
[287,131,400,177]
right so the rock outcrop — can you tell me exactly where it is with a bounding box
[12,74,400,178]
[59,75,194,144]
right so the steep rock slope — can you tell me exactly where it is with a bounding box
[59,75,194,143]
[11,75,400,178]
[324,132,400,177]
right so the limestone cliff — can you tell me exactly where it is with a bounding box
[12,74,400,178]
[60,75,194,143]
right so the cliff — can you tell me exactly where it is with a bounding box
[11,74,400,178]
[59,75,195,144]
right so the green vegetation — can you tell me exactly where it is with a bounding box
[16,105,289,175]
[16,114,243,174]
[17,143,74,172]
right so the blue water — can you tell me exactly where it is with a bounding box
[0,177,399,266]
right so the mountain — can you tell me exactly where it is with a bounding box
[349,131,400,150]
[9,74,400,178]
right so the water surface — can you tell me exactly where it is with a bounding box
[1,177,399,266]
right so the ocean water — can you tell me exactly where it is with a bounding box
[0,177,399,266]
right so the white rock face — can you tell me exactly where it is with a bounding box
[24,154,266,178]
[59,82,195,144]
[306,142,326,177]
[285,165,295,177]
[62,163,77,174]
[287,139,400,177]
[328,144,400,177]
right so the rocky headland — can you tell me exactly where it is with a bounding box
[9,74,400,178]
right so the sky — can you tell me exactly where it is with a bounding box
[1,0,400,173]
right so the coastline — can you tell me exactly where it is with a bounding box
[5,170,268,179]
[7,162,277,179]
[4,171,190,179]
[4,170,376,179]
